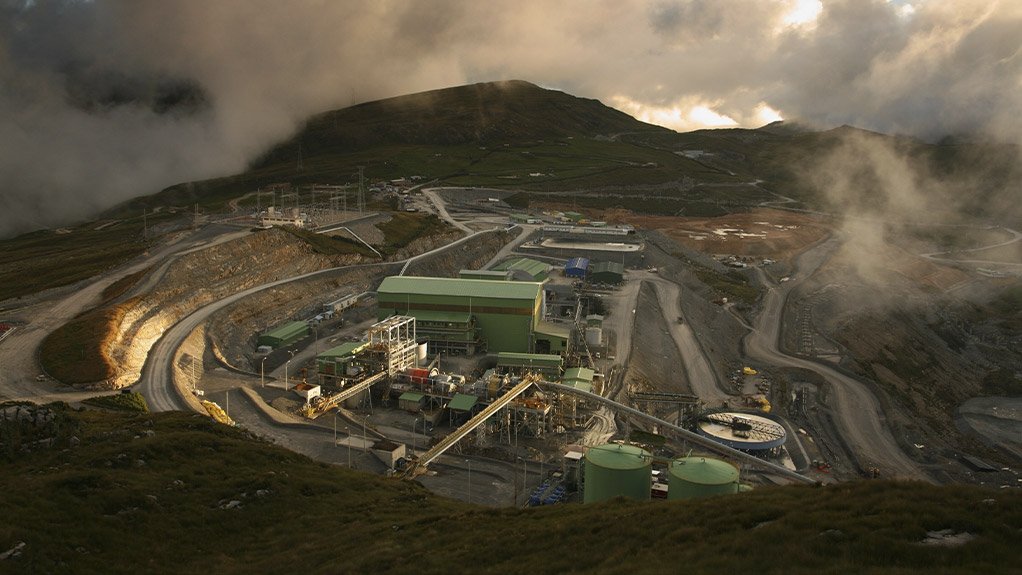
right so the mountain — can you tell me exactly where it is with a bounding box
[111,79,1018,229]
[252,80,673,167]
[2,404,1018,574]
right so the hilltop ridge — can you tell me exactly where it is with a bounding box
[251,80,671,168]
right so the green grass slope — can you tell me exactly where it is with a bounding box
[119,81,749,214]
[2,405,1019,575]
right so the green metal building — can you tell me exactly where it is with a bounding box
[376,276,544,354]
[315,341,368,377]
[496,352,563,376]
[590,261,625,284]
[491,257,551,282]
[459,269,513,281]
[257,321,309,349]
[534,320,570,354]
[562,367,595,393]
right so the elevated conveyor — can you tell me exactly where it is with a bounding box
[302,370,388,419]
[403,374,541,476]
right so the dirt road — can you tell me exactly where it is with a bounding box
[744,237,928,481]
[0,226,249,404]
[637,272,728,404]
[422,188,474,234]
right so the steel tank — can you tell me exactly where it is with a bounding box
[583,444,652,503]
[667,457,739,500]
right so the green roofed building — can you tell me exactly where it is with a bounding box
[562,366,595,394]
[316,341,368,377]
[534,320,570,354]
[377,276,544,354]
[491,257,552,282]
[448,393,478,412]
[459,269,513,281]
[496,352,563,376]
[590,261,625,284]
[258,321,309,349]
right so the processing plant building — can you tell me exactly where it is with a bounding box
[376,276,549,354]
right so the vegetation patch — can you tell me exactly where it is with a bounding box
[0,408,1019,574]
[278,226,378,258]
[0,213,175,301]
[503,192,530,209]
[100,267,152,302]
[82,392,150,414]
[686,263,761,304]
[39,300,135,384]
[375,212,450,255]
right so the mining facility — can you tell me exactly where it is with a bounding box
[245,248,810,505]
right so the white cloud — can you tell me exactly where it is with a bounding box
[0,0,1019,234]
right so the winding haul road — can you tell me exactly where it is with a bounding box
[0,226,251,405]
[142,225,503,413]
[744,237,928,481]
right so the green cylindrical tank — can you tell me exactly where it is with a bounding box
[583,444,651,503]
[667,457,740,500]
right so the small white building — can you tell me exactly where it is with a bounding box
[292,382,321,403]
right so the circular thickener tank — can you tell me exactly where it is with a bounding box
[583,444,652,503]
[667,457,739,500]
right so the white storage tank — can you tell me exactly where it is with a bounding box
[416,340,429,366]
[586,327,603,347]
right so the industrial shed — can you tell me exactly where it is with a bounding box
[562,367,595,393]
[458,269,513,281]
[496,352,563,376]
[316,341,368,376]
[534,321,570,354]
[376,276,544,353]
[589,261,625,284]
[564,257,589,278]
[491,257,552,282]
[257,321,309,349]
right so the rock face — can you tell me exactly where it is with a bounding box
[103,228,365,388]
[102,222,511,387]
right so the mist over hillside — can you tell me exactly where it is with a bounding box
[1,0,1020,237]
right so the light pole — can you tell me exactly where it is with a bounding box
[466,458,472,500]
[333,412,337,444]
[260,357,267,388]
[284,350,296,391]
[345,426,351,467]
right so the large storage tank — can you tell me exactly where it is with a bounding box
[416,340,429,366]
[585,327,603,347]
[583,444,652,503]
[667,457,740,500]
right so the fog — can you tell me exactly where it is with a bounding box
[1,0,1019,236]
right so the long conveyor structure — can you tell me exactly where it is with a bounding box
[403,374,542,476]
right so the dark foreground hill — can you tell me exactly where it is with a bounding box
[2,403,1019,575]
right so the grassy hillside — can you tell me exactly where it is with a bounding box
[8,81,1017,298]
[116,81,1020,228]
[0,213,177,302]
[113,81,747,215]
[1,404,1019,574]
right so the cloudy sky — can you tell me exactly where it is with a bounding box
[1,0,1019,235]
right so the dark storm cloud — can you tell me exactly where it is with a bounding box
[0,0,1019,237]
